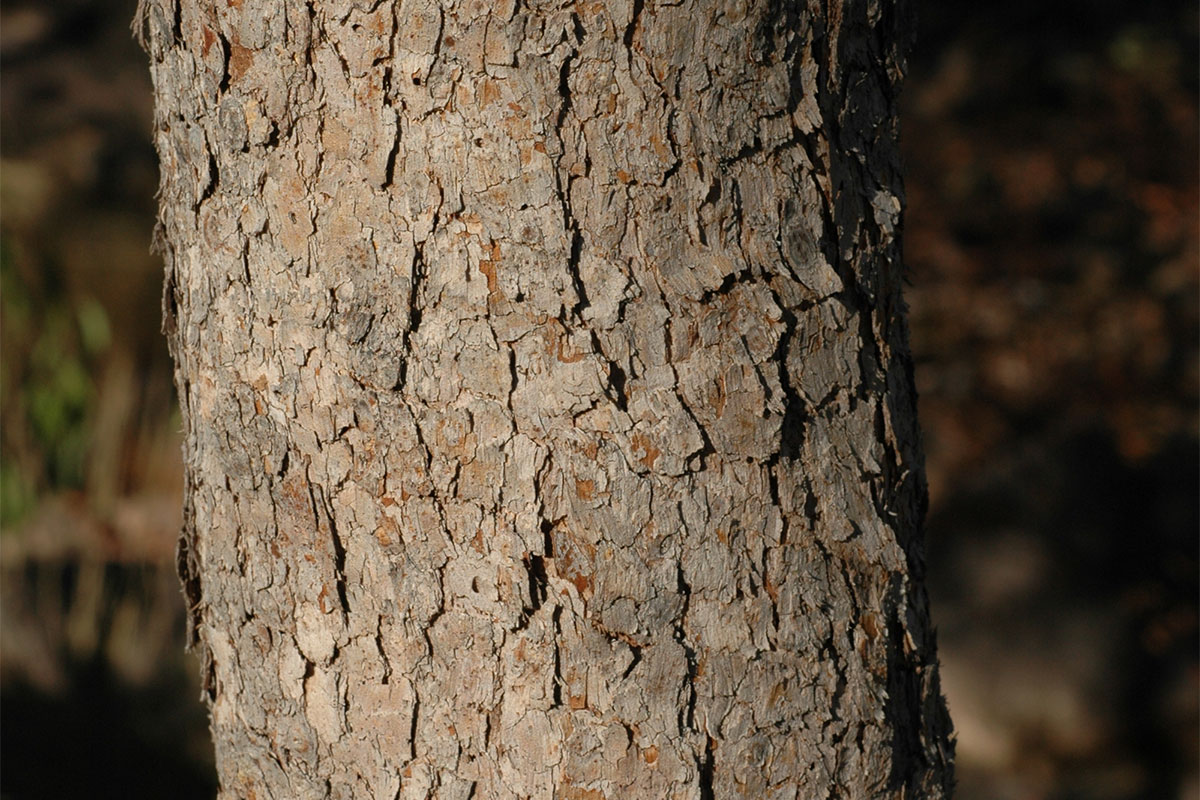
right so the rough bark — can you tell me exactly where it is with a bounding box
[139,0,954,796]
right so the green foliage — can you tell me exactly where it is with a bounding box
[0,461,33,530]
[0,232,110,524]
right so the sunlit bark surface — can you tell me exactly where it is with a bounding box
[141,0,954,796]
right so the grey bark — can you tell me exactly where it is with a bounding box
[139,0,954,796]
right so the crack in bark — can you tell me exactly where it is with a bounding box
[719,135,763,171]
[698,734,716,800]
[621,639,643,679]
[623,0,643,51]
[696,174,722,247]
[308,477,350,616]
[196,142,219,210]
[552,38,589,322]
[382,116,400,189]
[551,605,563,707]
[396,241,427,391]
[217,32,231,93]
[522,553,549,616]
[378,8,401,189]
[767,285,807,460]
[408,687,420,761]
[674,562,699,731]
[589,331,629,412]
[698,266,752,305]
[169,0,181,45]
[660,109,682,184]
[375,619,392,685]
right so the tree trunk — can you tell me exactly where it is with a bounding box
[140,0,953,796]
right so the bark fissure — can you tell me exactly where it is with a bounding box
[674,561,699,732]
[698,735,716,800]
[553,36,588,322]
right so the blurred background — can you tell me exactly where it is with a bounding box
[0,0,1195,797]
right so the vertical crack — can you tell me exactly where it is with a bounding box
[310,480,349,616]
[196,144,219,210]
[382,118,400,189]
[409,687,420,761]
[552,15,589,321]
[698,735,716,800]
[623,0,643,52]
[551,605,563,707]
[621,640,643,679]
[589,331,628,412]
[396,242,426,391]
[523,553,548,614]
[375,618,392,685]
[217,33,231,93]
[675,562,699,730]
